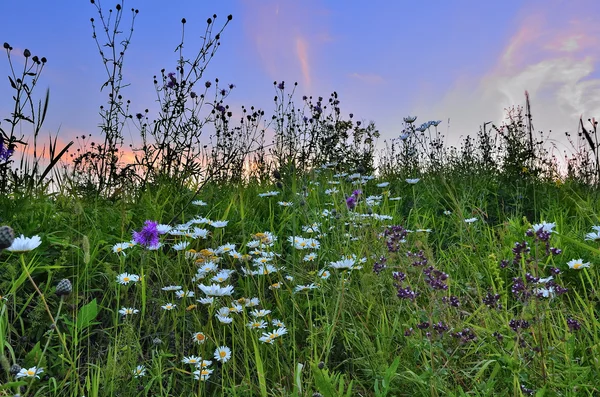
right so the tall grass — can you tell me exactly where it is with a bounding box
[1,1,600,396]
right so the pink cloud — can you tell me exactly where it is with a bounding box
[241,0,332,92]
[412,2,600,156]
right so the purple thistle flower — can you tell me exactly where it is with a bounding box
[0,138,14,162]
[133,220,160,248]
[346,195,357,210]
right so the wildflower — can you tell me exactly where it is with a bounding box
[198,284,234,296]
[532,222,555,233]
[250,264,277,276]
[193,368,213,381]
[346,195,357,210]
[278,201,293,207]
[294,283,319,293]
[161,303,176,310]
[251,309,271,317]
[216,315,233,324]
[404,116,417,124]
[318,269,331,279]
[132,220,160,248]
[405,178,420,184]
[172,241,190,251]
[304,253,317,262]
[269,282,281,290]
[584,226,600,241]
[0,225,15,249]
[182,355,202,365]
[464,217,478,224]
[217,307,231,317]
[192,200,207,206]
[272,319,285,327]
[567,259,590,270]
[377,182,390,188]
[132,365,146,378]
[0,138,14,161]
[156,224,172,234]
[117,273,140,285]
[198,359,212,368]
[329,258,357,270]
[6,234,42,252]
[214,346,232,363]
[247,320,268,329]
[258,191,280,197]
[197,297,214,305]
[161,285,182,291]
[15,366,43,379]
[191,228,210,239]
[567,317,581,332]
[175,290,195,299]
[212,270,232,283]
[443,210,452,215]
[55,279,73,297]
[192,332,207,344]
[208,220,229,228]
[119,307,139,317]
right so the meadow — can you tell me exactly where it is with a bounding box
[2,2,600,396]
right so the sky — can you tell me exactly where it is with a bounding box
[1,0,599,164]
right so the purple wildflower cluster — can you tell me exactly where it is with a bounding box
[509,318,530,332]
[512,241,530,265]
[511,273,567,302]
[482,291,502,310]
[393,271,417,300]
[423,266,449,290]
[441,295,461,307]
[406,250,427,266]
[383,225,408,252]
[566,317,581,332]
[526,225,562,256]
[451,327,476,344]
[373,255,387,274]
[133,220,160,248]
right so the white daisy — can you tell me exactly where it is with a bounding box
[214,346,232,363]
[7,235,42,252]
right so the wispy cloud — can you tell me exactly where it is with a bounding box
[412,3,600,150]
[348,72,384,84]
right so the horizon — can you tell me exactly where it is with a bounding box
[1,0,599,165]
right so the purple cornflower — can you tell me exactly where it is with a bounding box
[133,220,160,248]
[0,138,14,162]
[345,195,357,210]
[277,81,285,90]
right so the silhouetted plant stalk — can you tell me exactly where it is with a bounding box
[269,82,379,178]
[0,43,73,194]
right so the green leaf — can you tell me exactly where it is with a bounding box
[77,298,99,329]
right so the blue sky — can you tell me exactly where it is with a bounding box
[1,0,599,161]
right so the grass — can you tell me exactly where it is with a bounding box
[1,169,600,396]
